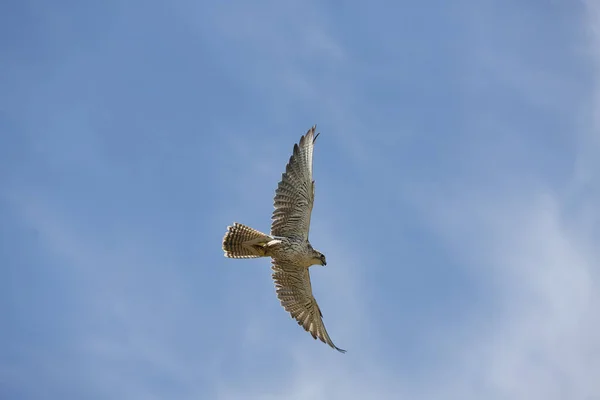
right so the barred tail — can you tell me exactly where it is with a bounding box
[222,222,272,258]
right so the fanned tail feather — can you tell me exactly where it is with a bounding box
[222,223,272,258]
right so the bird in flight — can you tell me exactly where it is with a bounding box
[222,125,346,353]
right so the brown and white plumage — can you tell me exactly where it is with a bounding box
[271,127,319,240]
[222,125,345,353]
[272,260,345,353]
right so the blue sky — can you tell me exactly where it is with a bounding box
[1,0,599,399]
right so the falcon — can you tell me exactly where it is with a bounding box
[222,125,346,353]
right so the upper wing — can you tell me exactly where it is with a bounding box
[271,126,319,239]
[271,260,346,353]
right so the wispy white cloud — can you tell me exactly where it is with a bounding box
[2,194,217,399]
[3,1,599,400]
[214,180,600,400]
[417,188,600,399]
[210,3,600,400]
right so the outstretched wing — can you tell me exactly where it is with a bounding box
[271,126,319,239]
[271,260,346,353]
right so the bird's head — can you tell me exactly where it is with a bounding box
[312,250,327,266]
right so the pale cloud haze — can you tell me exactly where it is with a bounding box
[1,1,599,399]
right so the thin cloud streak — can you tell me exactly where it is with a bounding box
[1,1,598,400]
[214,2,600,400]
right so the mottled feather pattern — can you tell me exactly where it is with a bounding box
[223,126,346,353]
[271,126,319,239]
[272,261,346,353]
[222,222,271,258]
